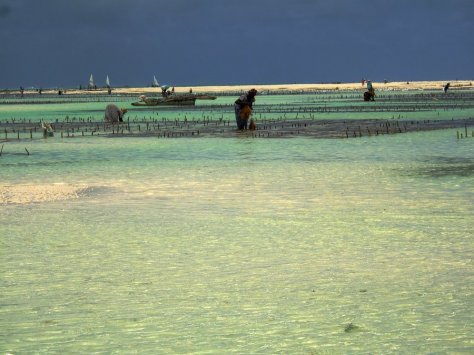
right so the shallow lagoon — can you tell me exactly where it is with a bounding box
[1,93,473,353]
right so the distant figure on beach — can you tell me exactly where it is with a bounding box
[364,80,375,101]
[443,82,450,93]
[234,88,257,130]
[367,80,373,92]
[104,104,128,123]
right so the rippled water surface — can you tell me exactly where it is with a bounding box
[1,99,474,353]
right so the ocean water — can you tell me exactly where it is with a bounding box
[2,91,474,124]
[1,94,473,353]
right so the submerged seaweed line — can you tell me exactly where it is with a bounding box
[1,117,473,142]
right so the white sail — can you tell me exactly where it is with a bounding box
[89,74,95,87]
[153,75,159,87]
[106,75,110,87]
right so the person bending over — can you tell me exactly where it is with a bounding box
[104,104,128,123]
[234,88,257,130]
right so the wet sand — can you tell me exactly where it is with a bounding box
[0,183,89,204]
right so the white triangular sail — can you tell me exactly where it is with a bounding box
[89,74,95,87]
[153,75,159,87]
[106,75,110,87]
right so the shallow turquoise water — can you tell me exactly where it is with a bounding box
[1,127,473,353]
[2,91,474,125]
[1,90,474,352]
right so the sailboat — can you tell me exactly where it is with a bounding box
[106,75,110,88]
[88,74,96,90]
[152,76,159,87]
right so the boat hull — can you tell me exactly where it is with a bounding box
[131,93,216,107]
[131,98,196,106]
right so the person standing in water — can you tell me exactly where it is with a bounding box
[234,88,257,130]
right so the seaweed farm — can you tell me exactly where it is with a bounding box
[1,89,474,141]
[1,89,473,353]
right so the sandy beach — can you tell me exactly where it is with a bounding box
[157,80,474,94]
[4,80,473,96]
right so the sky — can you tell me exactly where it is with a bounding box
[0,0,473,88]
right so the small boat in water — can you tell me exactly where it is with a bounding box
[132,86,216,106]
[132,94,196,106]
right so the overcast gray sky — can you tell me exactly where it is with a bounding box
[0,0,473,88]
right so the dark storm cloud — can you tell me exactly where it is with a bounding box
[0,4,11,17]
[0,0,473,88]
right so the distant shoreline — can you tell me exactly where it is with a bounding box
[3,80,473,96]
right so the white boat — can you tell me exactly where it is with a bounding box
[88,74,97,90]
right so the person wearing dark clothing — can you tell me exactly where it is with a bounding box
[234,88,257,130]
[444,82,450,93]
[364,80,375,101]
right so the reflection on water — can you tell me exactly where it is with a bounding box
[1,131,473,353]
